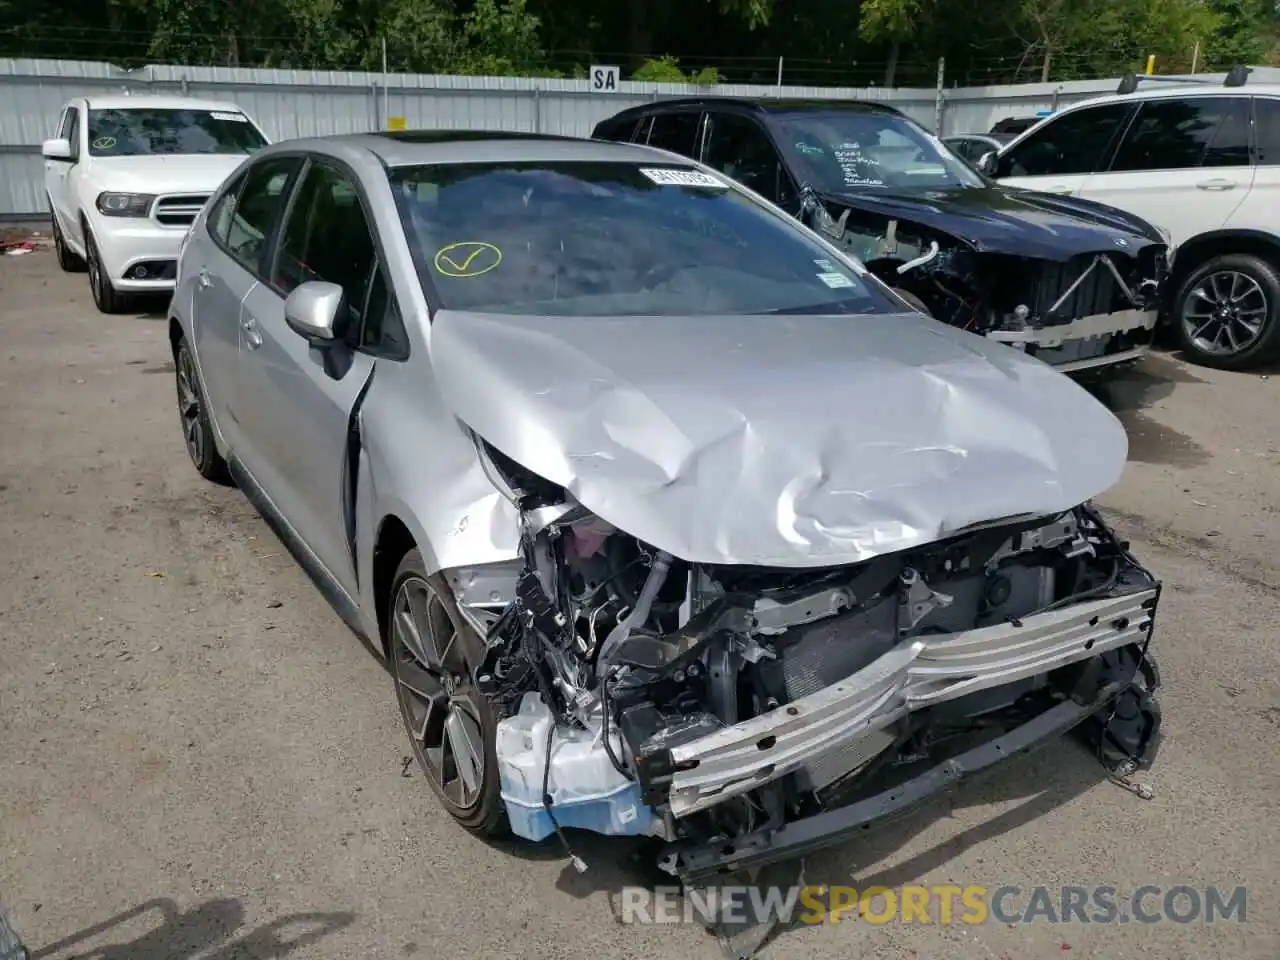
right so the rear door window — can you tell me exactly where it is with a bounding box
[646,112,703,158]
[996,103,1133,177]
[1108,96,1251,171]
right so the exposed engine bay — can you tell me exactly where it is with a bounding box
[800,190,1170,375]
[457,440,1163,882]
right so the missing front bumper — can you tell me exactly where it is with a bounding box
[674,676,1130,883]
[664,587,1157,818]
[985,308,1158,372]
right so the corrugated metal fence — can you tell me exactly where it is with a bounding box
[0,56,1262,218]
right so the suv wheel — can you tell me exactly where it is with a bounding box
[85,227,130,315]
[1173,253,1280,370]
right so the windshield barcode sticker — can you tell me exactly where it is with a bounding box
[639,168,728,189]
[817,272,855,289]
[211,112,248,122]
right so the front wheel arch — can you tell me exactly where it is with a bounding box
[373,514,418,656]
[1165,230,1280,308]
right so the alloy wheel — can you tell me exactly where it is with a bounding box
[1180,270,1269,358]
[391,575,486,813]
[175,347,206,469]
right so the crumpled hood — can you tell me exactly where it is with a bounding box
[431,309,1128,567]
[819,185,1163,260]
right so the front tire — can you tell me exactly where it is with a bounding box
[1172,253,1280,370]
[388,550,507,838]
[84,227,130,315]
[174,337,231,484]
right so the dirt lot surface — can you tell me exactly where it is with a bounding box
[2,246,1279,960]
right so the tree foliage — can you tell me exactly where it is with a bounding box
[0,0,1277,83]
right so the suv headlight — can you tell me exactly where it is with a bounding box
[96,192,156,217]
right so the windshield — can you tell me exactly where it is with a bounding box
[389,161,903,317]
[87,109,267,157]
[774,110,985,192]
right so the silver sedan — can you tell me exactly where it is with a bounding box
[169,131,1163,886]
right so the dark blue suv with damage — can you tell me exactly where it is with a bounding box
[594,97,1170,376]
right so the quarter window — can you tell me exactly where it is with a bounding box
[997,103,1132,177]
[358,263,410,358]
[646,112,702,157]
[1109,97,1251,172]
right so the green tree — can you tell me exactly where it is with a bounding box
[455,0,544,75]
[858,0,931,85]
[1204,0,1273,68]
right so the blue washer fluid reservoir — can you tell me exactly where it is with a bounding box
[495,692,656,842]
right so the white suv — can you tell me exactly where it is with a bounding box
[42,94,270,314]
[983,70,1280,369]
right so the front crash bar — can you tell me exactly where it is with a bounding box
[675,677,1125,884]
[666,586,1157,817]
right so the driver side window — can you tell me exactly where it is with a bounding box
[996,103,1132,178]
[702,112,787,205]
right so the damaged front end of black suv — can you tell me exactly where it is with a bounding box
[801,184,1171,376]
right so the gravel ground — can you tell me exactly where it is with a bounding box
[2,246,1278,960]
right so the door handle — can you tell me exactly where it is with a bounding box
[197,268,212,289]
[1196,178,1235,191]
[1045,185,1073,194]
[241,316,263,349]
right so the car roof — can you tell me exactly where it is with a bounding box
[1055,82,1280,116]
[79,94,247,112]
[259,130,698,169]
[600,96,907,123]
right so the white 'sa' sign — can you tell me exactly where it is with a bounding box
[590,65,620,92]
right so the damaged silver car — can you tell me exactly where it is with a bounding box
[170,131,1163,891]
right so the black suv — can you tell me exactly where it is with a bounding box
[594,97,1170,376]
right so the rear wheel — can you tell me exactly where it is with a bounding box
[174,337,231,484]
[389,550,507,838]
[1172,253,1280,370]
[85,227,130,315]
